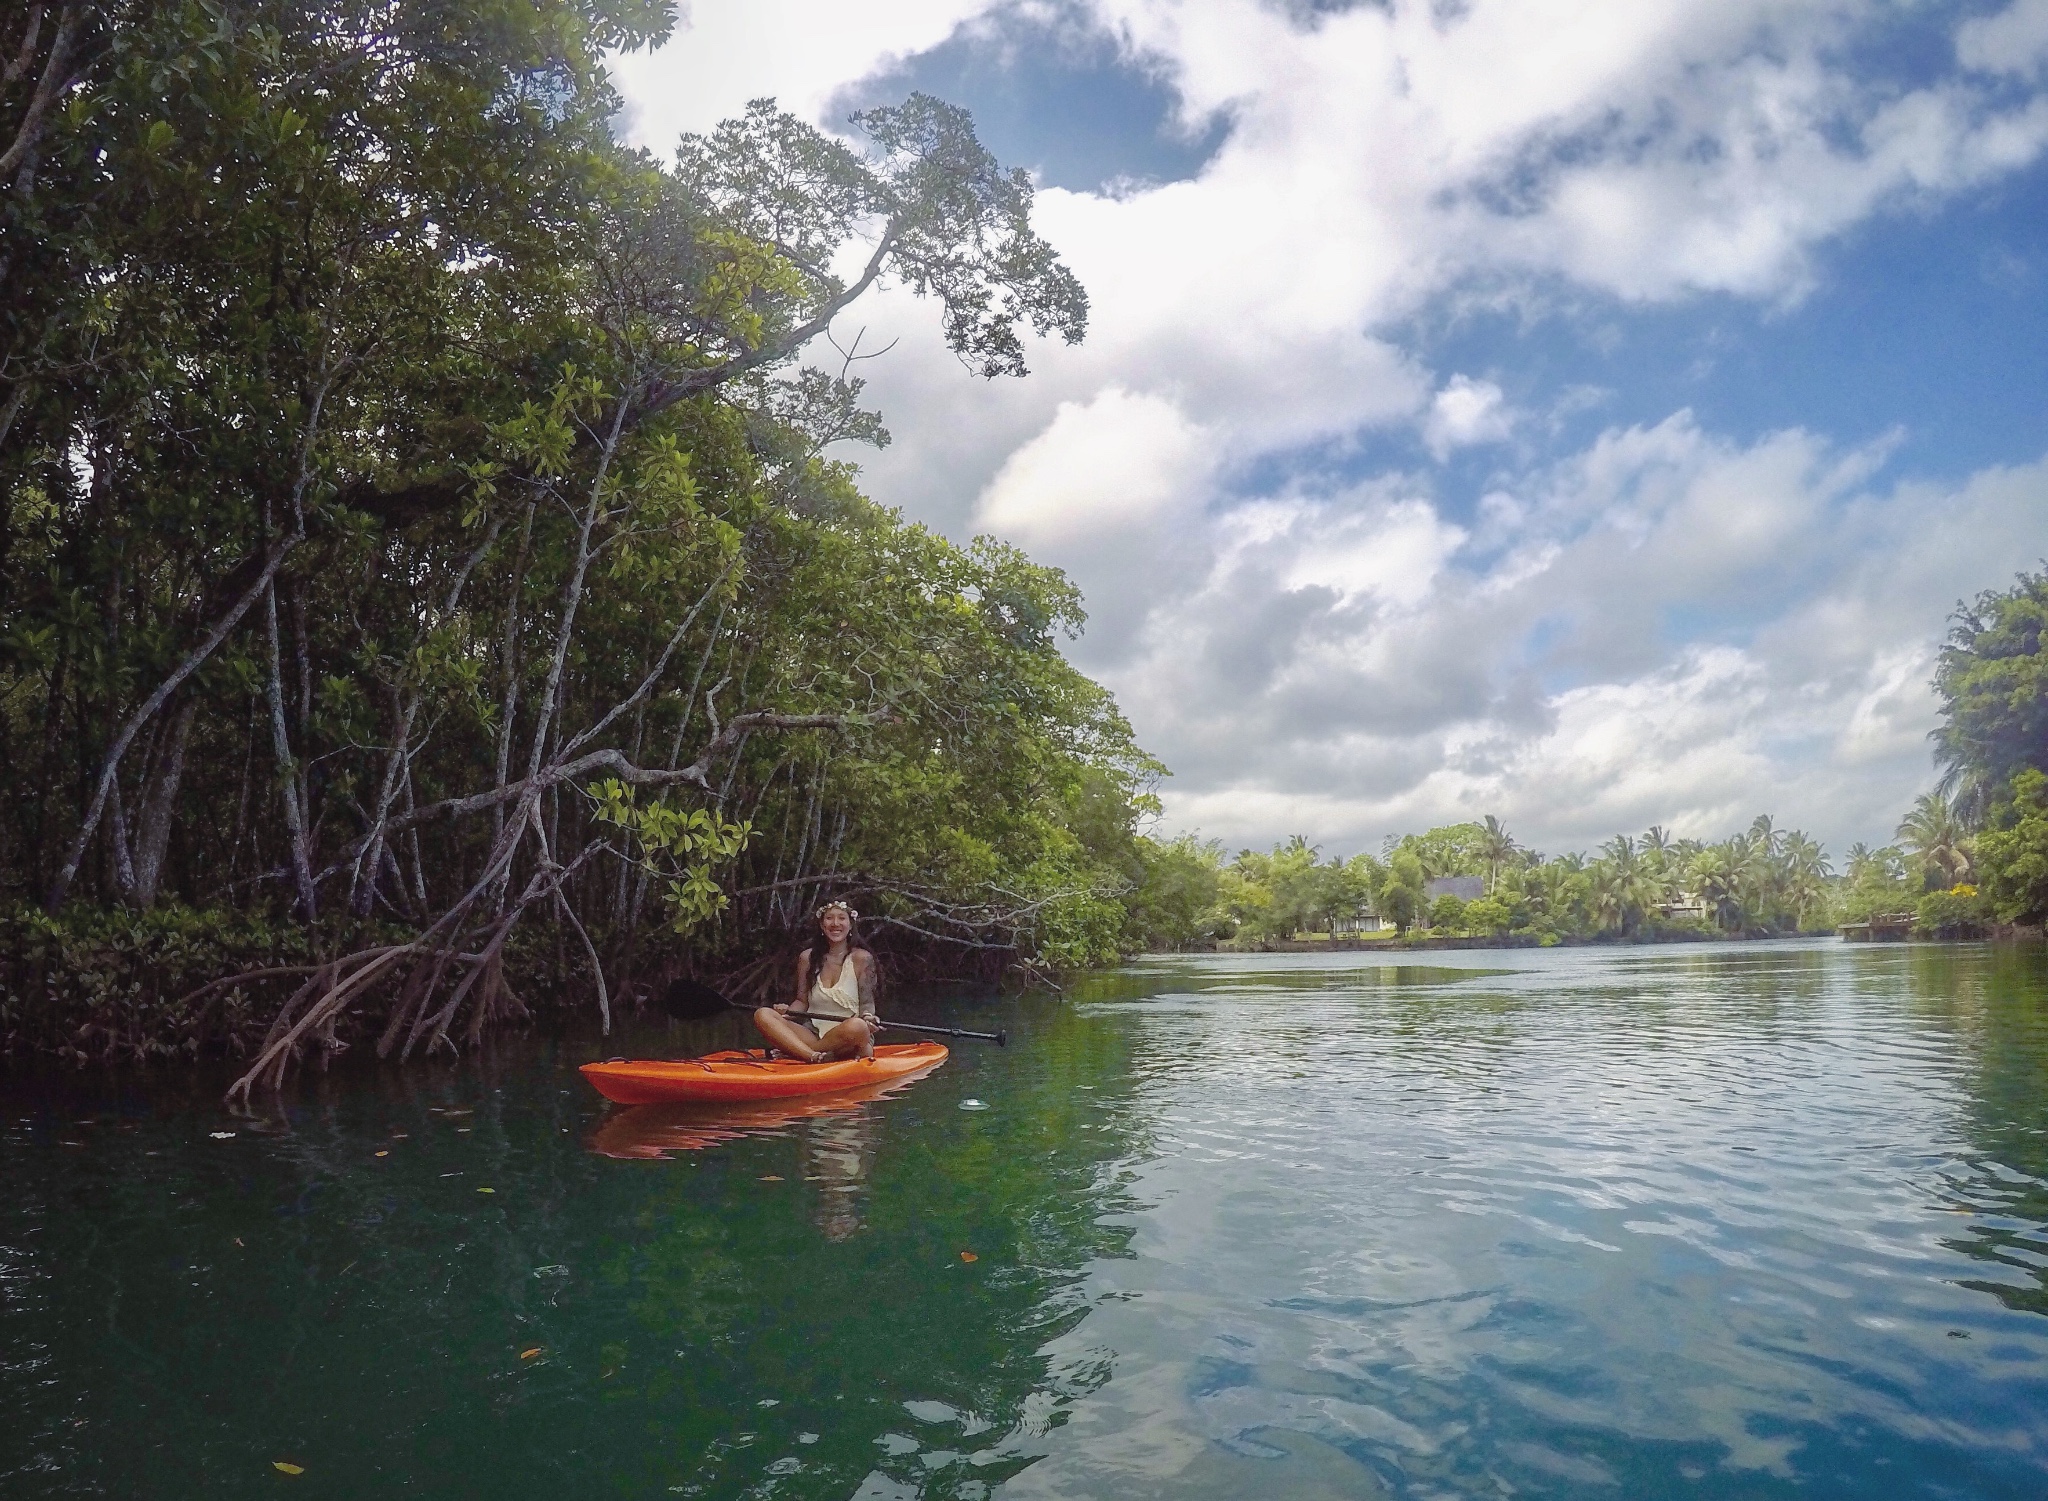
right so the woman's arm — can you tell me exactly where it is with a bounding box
[853,950,878,1018]
[787,951,812,1013]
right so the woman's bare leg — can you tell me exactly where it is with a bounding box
[753,1008,829,1061]
[814,1017,875,1060]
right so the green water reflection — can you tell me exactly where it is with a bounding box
[1,1001,1135,1499]
[6,942,2048,1499]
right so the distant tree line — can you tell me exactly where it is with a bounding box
[1124,566,2048,949]
[1125,814,1837,949]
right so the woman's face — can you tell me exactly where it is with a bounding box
[819,907,852,944]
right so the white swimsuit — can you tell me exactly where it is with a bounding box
[804,953,865,1038]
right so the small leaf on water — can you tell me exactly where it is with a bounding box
[477,1187,495,1194]
[374,1150,389,1158]
[520,1348,542,1360]
[211,1131,237,1139]
[272,1461,304,1475]
[234,1237,245,1248]
[959,1251,978,1263]
[758,1175,783,1182]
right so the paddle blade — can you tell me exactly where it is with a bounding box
[661,977,738,1021]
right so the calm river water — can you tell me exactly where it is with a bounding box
[6,941,2048,1498]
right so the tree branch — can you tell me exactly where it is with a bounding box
[46,531,303,910]
[382,711,861,836]
[638,228,898,422]
[0,5,80,181]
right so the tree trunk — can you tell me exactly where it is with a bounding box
[132,693,198,907]
[492,500,536,846]
[44,530,303,910]
[265,581,318,919]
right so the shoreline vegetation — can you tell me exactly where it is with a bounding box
[1117,566,2048,958]
[1,9,2044,1082]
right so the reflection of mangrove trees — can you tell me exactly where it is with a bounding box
[0,998,1148,1497]
[596,1000,1144,1496]
[1914,945,2048,1318]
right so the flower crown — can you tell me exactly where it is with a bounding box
[816,900,859,921]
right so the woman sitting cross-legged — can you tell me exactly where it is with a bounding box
[753,901,882,1062]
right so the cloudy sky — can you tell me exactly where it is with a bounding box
[611,0,2048,859]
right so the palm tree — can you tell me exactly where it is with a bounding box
[1639,826,1680,905]
[1591,844,1658,935]
[1590,861,1628,934]
[1897,793,1972,889]
[1845,842,1876,881]
[1690,845,1747,932]
[1778,831,1832,928]
[1478,815,1517,894]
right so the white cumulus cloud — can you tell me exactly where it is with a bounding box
[1424,377,1516,461]
[976,387,1215,545]
[610,0,2048,855]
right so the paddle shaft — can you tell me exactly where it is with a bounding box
[756,1004,1006,1047]
[867,1017,1008,1045]
[661,980,1007,1045]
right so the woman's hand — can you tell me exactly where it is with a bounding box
[864,1015,883,1034]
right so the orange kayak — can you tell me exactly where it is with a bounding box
[579,1042,948,1105]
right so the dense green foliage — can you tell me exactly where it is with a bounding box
[0,3,1151,1069]
[1934,568,2048,822]
[1923,568,2048,930]
[1977,771,2048,926]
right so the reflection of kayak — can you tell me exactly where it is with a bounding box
[579,1042,948,1105]
[589,1078,912,1158]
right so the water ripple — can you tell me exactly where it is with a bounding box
[1003,942,2048,1500]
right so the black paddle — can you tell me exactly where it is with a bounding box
[660,977,1008,1046]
